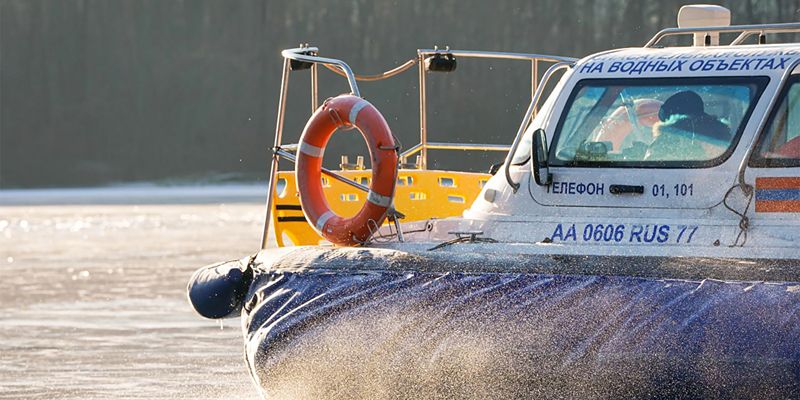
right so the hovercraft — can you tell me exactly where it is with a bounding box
[189,5,800,398]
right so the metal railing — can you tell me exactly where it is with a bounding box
[400,142,511,160]
[260,45,575,248]
[502,61,574,192]
[645,22,800,48]
[281,47,361,96]
[414,49,577,169]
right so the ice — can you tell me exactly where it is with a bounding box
[0,187,265,399]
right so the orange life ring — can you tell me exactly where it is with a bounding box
[295,94,398,246]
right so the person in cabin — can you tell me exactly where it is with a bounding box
[593,98,662,153]
[645,90,731,161]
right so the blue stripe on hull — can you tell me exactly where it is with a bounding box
[755,188,800,201]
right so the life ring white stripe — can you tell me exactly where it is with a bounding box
[367,190,392,208]
[299,141,324,158]
[315,210,335,232]
[348,99,370,125]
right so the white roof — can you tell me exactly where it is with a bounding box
[574,43,800,79]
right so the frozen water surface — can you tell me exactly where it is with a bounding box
[0,186,265,399]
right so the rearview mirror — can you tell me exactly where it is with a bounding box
[531,129,552,186]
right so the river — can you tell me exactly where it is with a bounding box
[0,186,266,399]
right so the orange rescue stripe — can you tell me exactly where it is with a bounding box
[755,200,800,213]
[755,177,800,190]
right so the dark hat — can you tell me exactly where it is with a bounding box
[658,90,731,141]
[658,90,705,121]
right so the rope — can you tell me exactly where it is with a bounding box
[323,59,418,81]
[723,183,753,247]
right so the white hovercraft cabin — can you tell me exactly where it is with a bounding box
[261,5,800,260]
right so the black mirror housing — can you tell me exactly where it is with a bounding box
[531,129,552,186]
[425,53,457,72]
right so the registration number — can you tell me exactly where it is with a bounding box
[551,223,698,244]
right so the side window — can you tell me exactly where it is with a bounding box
[752,77,800,167]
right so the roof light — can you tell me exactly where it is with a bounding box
[678,5,731,46]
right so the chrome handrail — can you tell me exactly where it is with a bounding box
[731,24,800,45]
[645,22,800,48]
[274,149,371,193]
[282,141,509,164]
[503,61,573,192]
[410,142,511,154]
[400,142,511,161]
[260,58,291,248]
[281,47,361,97]
[417,49,576,63]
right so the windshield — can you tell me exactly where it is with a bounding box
[549,77,768,167]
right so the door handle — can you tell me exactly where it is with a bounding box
[609,184,644,195]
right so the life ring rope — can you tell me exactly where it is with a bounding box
[315,210,336,232]
[298,141,325,158]
[367,191,392,207]
[348,100,370,125]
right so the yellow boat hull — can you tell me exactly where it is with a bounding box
[272,169,490,246]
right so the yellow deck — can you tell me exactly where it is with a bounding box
[272,169,490,246]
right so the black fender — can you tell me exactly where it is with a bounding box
[187,257,253,319]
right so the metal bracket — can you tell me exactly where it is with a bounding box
[428,230,498,251]
[389,209,405,242]
[450,230,486,241]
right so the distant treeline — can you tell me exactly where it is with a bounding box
[1,0,798,187]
